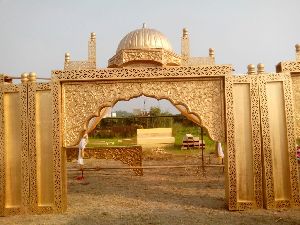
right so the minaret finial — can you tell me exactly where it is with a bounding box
[142,23,146,28]
[257,63,265,74]
[296,44,300,61]
[183,28,188,37]
[247,64,256,75]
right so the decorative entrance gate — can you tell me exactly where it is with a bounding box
[1,28,300,216]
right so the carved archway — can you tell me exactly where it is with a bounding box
[61,76,226,147]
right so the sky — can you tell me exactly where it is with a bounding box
[0,0,299,113]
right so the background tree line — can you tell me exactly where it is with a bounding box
[90,107,198,138]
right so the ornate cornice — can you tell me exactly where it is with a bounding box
[52,65,233,81]
[108,49,181,67]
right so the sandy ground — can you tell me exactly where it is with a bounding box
[1,153,300,225]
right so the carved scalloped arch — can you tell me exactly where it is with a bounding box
[82,96,204,140]
[62,79,225,147]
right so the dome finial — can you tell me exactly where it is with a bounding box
[142,23,146,28]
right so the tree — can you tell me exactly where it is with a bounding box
[115,110,133,117]
[161,111,172,116]
[149,106,161,116]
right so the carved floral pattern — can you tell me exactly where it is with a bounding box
[64,61,96,70]
[108,49,181,67]
[66,146,143,176]
[281,61,300,72]
[62,78,225,147]
[53,65,233,81]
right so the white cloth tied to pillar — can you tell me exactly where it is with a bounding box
[217,142,224,158]
[78,134,88,165]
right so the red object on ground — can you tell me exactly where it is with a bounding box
[76,176,84,180]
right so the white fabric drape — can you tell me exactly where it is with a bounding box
[78,134,88,165]
[217,142,224,158]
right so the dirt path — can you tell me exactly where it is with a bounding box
[1,156,300,225]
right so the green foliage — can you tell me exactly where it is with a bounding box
[149,107,161,116]
[90,115,217,154]
[115,110,133,117]
[91,115,174,138]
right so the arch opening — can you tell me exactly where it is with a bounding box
[79,93,221,147]
[66,95,226,211]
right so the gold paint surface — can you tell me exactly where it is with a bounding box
[265,82,290,200]
[36,90,54,206]
[66,146,143,176]
[4,93,22,208]
[233,83,255,202]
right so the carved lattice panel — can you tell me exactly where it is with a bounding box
[224,75,263,210]
[259,73,300,209]
[28,82,66,214]
[281,61,300,73]
[0,83,29,216]
[0,81,66,216]
[291,73,300,139]
[66,146,143,176]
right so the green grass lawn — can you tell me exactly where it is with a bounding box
[88,123,218,155]
[172,123,216,153]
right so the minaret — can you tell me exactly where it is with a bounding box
[88,32,97,68]
[181,28,190,65]
[64,32,97,70]
[64,52,70,70]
